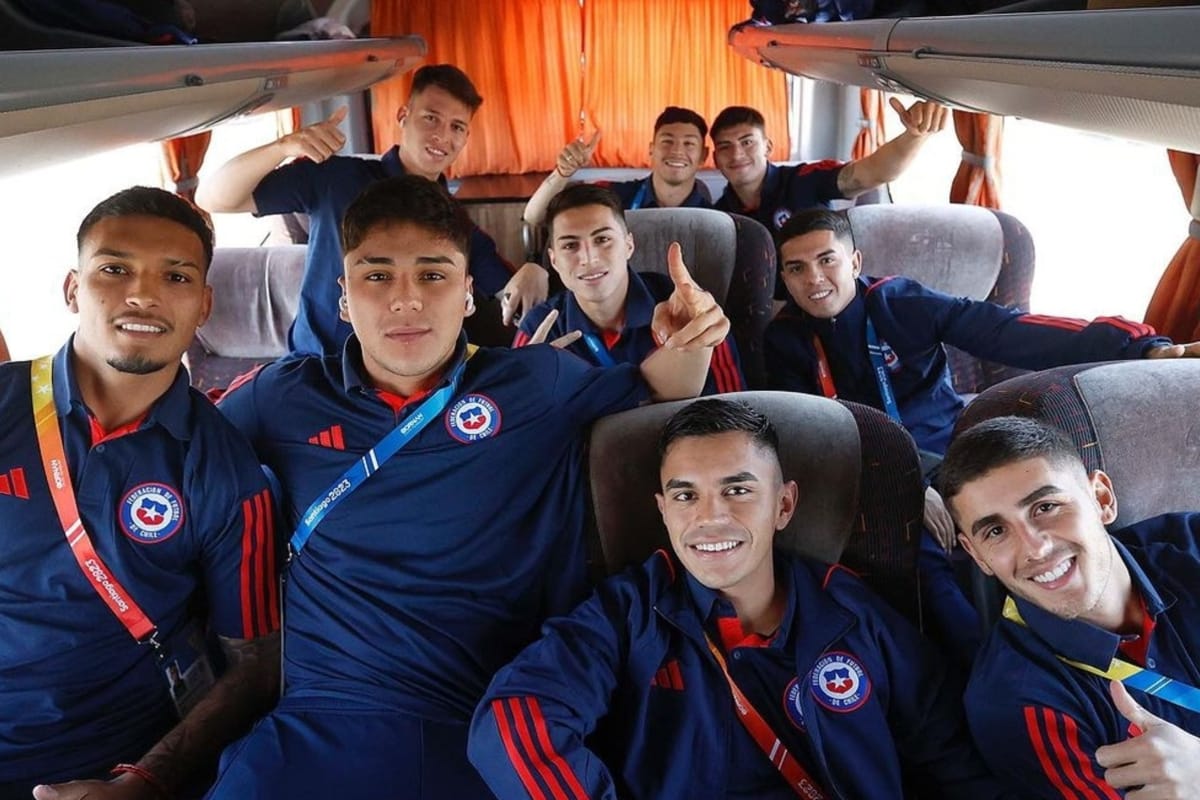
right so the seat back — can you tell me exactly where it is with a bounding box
[952,359,1200,625]
[624,208,776,389]
[845,204,1036,394]
[187,245,304,392]
[589,391,925,622]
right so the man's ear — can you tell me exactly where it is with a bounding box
[655,492,666,518]
[850,249,863,278]
[764,137,774,157]
[624,230,635,262]
[337,275,350,322]
[396,104,410,129]
[776,480,799,530]
[1091,469,1119,525]
[64,270,80,312]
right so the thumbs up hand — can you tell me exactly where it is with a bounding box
[1094,679,1200,797]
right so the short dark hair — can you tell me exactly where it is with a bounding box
[410,64,483,113]
[654,106,708,139]
[776,209,855,253]
[545,183,627,240]
[658,398,780,463]
[341,175,473,260]
[939,416,1086,504]
[710,106,766,141]
[77,186,214,273]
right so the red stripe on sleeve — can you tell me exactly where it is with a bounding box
[508,698,571,800]
[493,699,548,800]
[513,330,531,348]
[252,492,270,637]
[1019,314,1089,332]
[1041,708,1104,800]
[796,159,843,176]
[1023,706,1081,799]
[1094,315,1155,339]
[220,364,266,403]
[239,498,255,639]
[1063,714,1121,799]
[865,275,899,295]
[526,697,590,800]
[711,341,744,393]
[262,491,280,629]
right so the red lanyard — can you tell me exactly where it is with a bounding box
[704,633,828,800]
[811,336,838,399]
[31,356,159,646]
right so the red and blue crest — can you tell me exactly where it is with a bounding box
[120,482,185,543]
[810,651,871,712]
[783,676,807,730]
[446,394,502,443]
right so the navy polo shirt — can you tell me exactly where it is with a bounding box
[715,161,845,232]
[597,176,712,210]
[252,146,514,356]
[217,334,648,721]
[967,513,1200,799]
[687,567,821,800]
[514,268,745,396]
[0,342,277,787]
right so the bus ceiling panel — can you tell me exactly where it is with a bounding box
[0,36,425,176]
[729,8,1200,149]
[877,57,1200,151]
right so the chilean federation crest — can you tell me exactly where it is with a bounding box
[120,483,185,543]
[810,651,871,712]
[783,676,807,730]
[446,394,502,443]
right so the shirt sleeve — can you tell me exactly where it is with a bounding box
[470,225,517,297]
[887,278,1171,367]
[251,157,328,217]
[215,365,265,450]
[514,303,555,347]
[195,422,281,641]
[469,580,635,800]
[793,160,848,204]
[550,349,648,424]
[968,696,1123,799]
[703,335,746,395]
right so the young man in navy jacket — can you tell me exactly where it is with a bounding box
[515,184,744,396]
[207,175,730,799]
[470,398,1013,800]
[941,416,1200,798]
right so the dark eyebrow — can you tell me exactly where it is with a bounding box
[968,485,1063,538]
[91,248,131,259]
[352,255,457,267]
[664,478,694,491]
[720,472,759,485]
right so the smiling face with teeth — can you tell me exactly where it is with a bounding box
[656,430,798,610]
[548,203,634,320]
[649,122,709,188]
[949,456,1132,630]
[68,214,212,379]
[779,229,862,320]
[396,85,475,181]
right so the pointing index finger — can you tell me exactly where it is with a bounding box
[667,242,694,288]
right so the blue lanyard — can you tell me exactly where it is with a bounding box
[290,347,476,555]
[582,333,616,367]
[864,316,901,423]
[1004,598,1200,714]
[628,178,652,211]
[811,315,901,424]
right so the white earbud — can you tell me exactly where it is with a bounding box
[339,295,348,310]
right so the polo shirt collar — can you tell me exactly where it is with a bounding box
[52,336,193,442]
[790,277,869,335]
[339,331,470,397]
[1012,537,1174,669]
[381,146,449,188]
[683,554,797,652]
[560,267,655,336]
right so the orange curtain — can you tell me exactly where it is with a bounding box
[949,110,1003,209]
[276,108,303,140]
[370,0,583,176]
[159,131,212,202]
[0,328,8,363]
[370,0,787,176]
[580,0,787,169]
[1144,150,1200,342]
[851,89,887,160]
